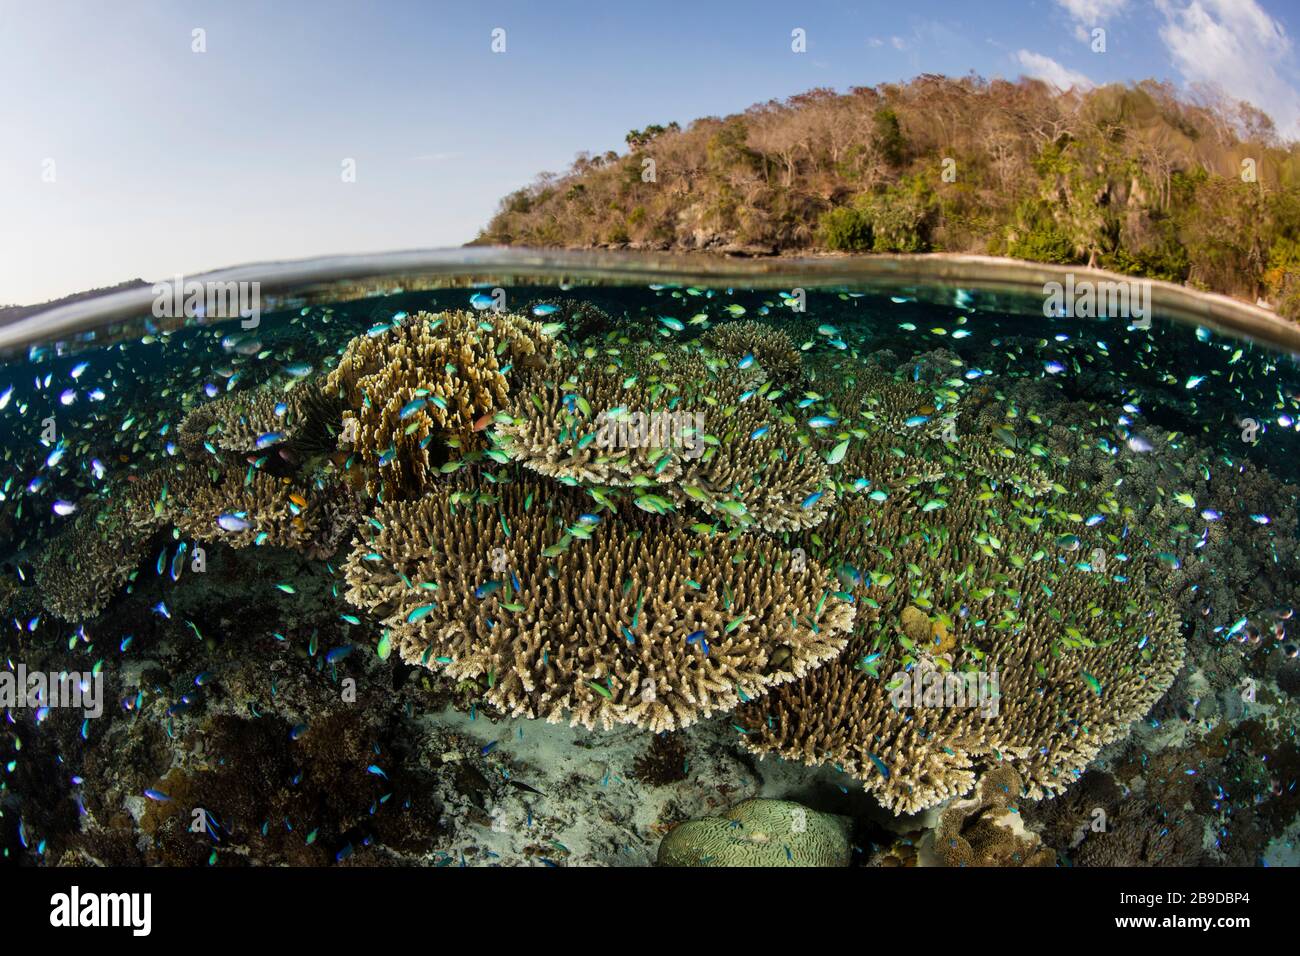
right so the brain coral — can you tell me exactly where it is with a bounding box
[341,475,854,731]
[657,798,851,867]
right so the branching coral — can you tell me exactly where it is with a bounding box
[173,471,322,551]
[495,344,833,532]
[30,462,351,620]
[341,476,853,731]
[178,376,329,461]
[704,320,802,381]
[657,798,851,867]
[326,310,561,498]
[32,469,199,621]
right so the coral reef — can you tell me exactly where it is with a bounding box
[735,361,1186,814]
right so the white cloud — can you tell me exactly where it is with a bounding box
[1156,0,1300,140]
[1015,49,1095,91]
[1055,0,1129,23]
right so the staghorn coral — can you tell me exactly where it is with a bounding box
[341,476,853,731]
[704,320,802,380]
[920,765,1056,866]
[657,798,851,867]
[327,310,560,498]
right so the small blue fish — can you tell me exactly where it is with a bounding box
[399,398,427,419]
[326,645,354,664]
[406,604,437,623]
[686,630,710,655]
[217,512,250,532]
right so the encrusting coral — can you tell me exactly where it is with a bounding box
[657,798,851,866]
[341,476,854,731]
[326,309,561,499]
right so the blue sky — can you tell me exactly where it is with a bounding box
[1,0,1297,304]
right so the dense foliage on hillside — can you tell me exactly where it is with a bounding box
[476,75,1300,318]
